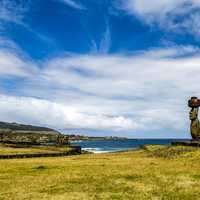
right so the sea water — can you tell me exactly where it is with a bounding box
[71,139,188,153]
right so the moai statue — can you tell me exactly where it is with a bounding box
[188,97,200,140]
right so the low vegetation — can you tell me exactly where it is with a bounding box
[0,145,200,200]
[0,144,72,155]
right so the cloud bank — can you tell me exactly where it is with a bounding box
[0,36,199,137]
[118,0,200,38]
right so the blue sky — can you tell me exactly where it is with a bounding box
[1,0,200,138]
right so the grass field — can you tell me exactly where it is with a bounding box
[0,144,72,155]
[0,145,200,200]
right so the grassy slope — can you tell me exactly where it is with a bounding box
[0,145,200,200]
[0,144,72,155]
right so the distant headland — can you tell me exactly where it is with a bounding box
[68,134,128,141]
[0,121,68,145]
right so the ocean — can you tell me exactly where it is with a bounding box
[71,139,188,153]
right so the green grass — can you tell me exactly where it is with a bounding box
[0,145,200,200]
[0,144,72,155]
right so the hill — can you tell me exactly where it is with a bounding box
[0,121,57,132]
[0,121,61,144]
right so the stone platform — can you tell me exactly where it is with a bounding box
[171,140,200,147]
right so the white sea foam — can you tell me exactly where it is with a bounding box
[82,148,114,153]
[71,140,82,143]
[82,147,126,153]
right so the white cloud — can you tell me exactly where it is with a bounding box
[0,1,56,47]
[0,0,29,27]
[89,21,111,54]
[41,46,200,100]
[99,22,111,54]
[59,0,85,10]
[0,38,38,78]
[117,0,200,38]
[0,94,139,131]
[1,40,200,137]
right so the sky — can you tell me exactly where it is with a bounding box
[1,0,200,138]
